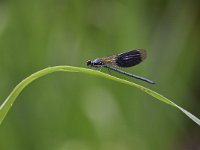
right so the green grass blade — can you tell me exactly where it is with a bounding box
[0,66,199,126]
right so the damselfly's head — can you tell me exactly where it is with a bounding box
[87,60,92,66]
[87,58,104,67]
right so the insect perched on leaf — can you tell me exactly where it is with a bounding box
[87,49,155,84]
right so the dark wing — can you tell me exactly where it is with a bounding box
[116,49,146,67]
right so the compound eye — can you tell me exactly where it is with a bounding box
[87,60,92,66]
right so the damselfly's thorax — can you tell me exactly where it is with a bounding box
[87,58,104,67]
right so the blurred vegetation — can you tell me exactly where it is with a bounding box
[0,0,200,150]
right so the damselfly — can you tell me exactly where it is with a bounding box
[87,49,155,84]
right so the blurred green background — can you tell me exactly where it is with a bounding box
[0,0,199,149]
